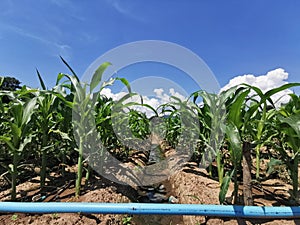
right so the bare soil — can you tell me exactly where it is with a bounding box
[1,161,300,225]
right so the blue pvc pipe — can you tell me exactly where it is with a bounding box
[1,202,300,219]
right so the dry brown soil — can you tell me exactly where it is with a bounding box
[1,161,300,225]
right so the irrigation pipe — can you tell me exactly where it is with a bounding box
[1,202,300,219]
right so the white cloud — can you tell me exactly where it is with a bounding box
[100,87,187,117]
[221,68,292,107]
[99,68,294,117]
[100,87,127,101]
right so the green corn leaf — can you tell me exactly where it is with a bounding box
[63,74,85,102]
[289,94,300,110]
[222,86,247,106]
[11,103,23,126]
[199,91,215,109]
[140,103,158,117]
[278,109,289,117]
[49,129,71,141]
[56,73,65,86]
[60,56,79,79]
[49,90,73,108]
[36,69,46,90]
[227,89,250,129]
[219,169,234,204]
[114,93,138,107]
[10,123,21,140]
[18,134,34,152]
[247,84,263,98]
[264,83,300,102]
[226,122,242,157]
[244,103,259,126]
[101,77,116,89]
[0,136,15,152]
[15,87,38,99]
[90,62,112,93]
[245,83,300,106]
[278,114,300,137]
[115,77,131,93]
[0,90,15,100]
[22,98,37,126]
[266,108,277,120]
[189,91,201,104]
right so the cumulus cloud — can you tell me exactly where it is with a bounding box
[100,87,187,117]
[99,68,293,117]
[100,88,127,101]
[221,68,293,106]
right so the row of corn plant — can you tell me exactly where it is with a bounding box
[1,63,300,205]
[0,59,132,199]
[182,81,300,205]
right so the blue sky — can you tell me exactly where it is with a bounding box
[0,0,300,95]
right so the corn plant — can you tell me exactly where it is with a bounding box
[154,105,179,156]
[188,93,214,168]
[158,95,200,153]
[0,87,37,200]
[47,73,76,177]
[154,95,201,172]
[278,114,300,201]
[60,58,131,197]
[95,96,117,150]
[190,87,238,186]
[223,122,242,204]
[128,109,150,140]
[110,94,148,152]
[62,72,101,197]
[218,86,252,204]
[244,83,300,179]
[54,94,74,177]
[273,94,300,201]
[193,86,254,204]
[34,70,72,187]
[96,94,154,151]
